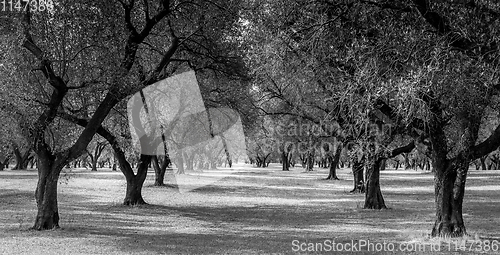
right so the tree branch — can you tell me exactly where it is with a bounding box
[470,122,500,160]
[381,141,416,159]
[58,112,135,179]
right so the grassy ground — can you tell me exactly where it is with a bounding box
[1,164,500,254]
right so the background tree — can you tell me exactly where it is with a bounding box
[85,137,108,172]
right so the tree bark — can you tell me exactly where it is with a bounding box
[350,160,365,193]
[123,155,151,205]
[32,149,63,230]
[364,158,386,209]
[326,145,342,180]
[124,176,146,205]
[90,157,98,171]
[281,146,290,171]
[152,154,170,186]
[431,158,468,237]
[364,141,415,208]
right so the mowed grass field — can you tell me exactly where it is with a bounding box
[1,164,500,255]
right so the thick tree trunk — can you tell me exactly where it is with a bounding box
[152,155,165,186]
[364,158,386,209]
[123,155,151,205]
[350,160,365,193]
[91,159,98,171]
[281,149,290,171]
[33,153,62,230]
[431,159,468,237]
[326,145,342,180]
[123,176,146,205]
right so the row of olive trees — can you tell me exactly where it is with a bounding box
[0,0,249,230]
[244,0,500,237]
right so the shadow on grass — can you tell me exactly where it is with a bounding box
[0,174,38,179]
[0,189,35,205]
[58,202,408,254]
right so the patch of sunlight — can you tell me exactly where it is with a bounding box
[227,221,403,235]
[397,221,429,225]
[382,175,434,180]
[466,185,500,191]
[469,170,500,175]
[220,195,315,205]
[228,174,310,179]
[306,198,364,203]
[266,185,340,191]
[467,176,500,180]
[303,224,399,234]
[382,170,432,175]
[382,186,434,193]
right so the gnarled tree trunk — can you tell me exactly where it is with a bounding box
[281,145,290,171]
[33,149,64,230]
[326,145,342,180]
[122,154,151,205]
[431,158,468,237]
[364,158,386,209]
[350,160,365,193]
